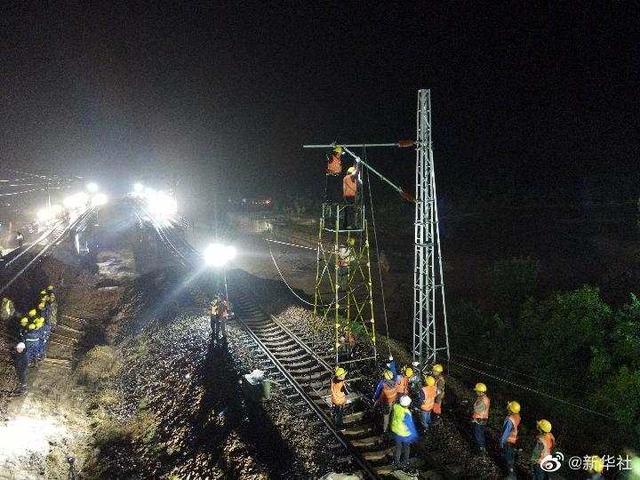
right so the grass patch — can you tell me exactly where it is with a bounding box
[77,346,123,388]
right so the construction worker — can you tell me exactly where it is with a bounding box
[418,375,438,431]
[531,419,555,480]
[500,401,521,479]
[16,231,24,247]
[374,369,399,433]
[325,146,344,203]
[390,395,419,470]
[331,367,348,430]
[12,342,28,395]
[342,162,360,229]
[587,455,604,480]
[397,366,412,397]
[210,297,221,344]
[408,361,422,395]
[432,363,445,421]
[471,382,490,453]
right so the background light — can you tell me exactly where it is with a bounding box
[91,193,108,207]
[86,182,99,193]
[204,243,237,267]
[133,182,144,193]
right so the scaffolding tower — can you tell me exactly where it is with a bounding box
[413,89,450,366]
[314,197,377,366]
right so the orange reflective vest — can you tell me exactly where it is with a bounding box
[331,379,346,406]
[472,395,490,420]
[537,433,555,463]
[420,385,437,412]
[396,376,409,395]
[506,414,520,444]
[327,153,342,175]
[343,174,357,198]
[381,382,398,405]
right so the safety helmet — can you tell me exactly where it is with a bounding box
[335,367,347,378]
[507,401,521,414]
[424,375,436,386]
[42,295,50,302]
[28,324,36,330]
[399,395,412,407]
[474,383,487,393]
[38,302,45,310]
[537,419,552,433]
[432,364,443,375]
[40,290,46,296]
[16,342,26,352]
[20,317,28,327]
[333,146,343,154]
[347,237,356,246]
[590,455,604,473]
[36,317,44,327]
[383,369,394,380]
[404,367,414,378]
[347,166,356,174]
[47,285,54,292]
[28,309,37,317]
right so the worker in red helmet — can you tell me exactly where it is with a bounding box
[325,146,344,203]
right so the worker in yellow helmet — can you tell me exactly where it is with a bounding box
[325,146,344,203]
[431,363,445,421]
[587,455,604,480]
[471,383,490,454]
[396,366,413,396]
[47,285,54,293]
[531,419,555,479]
[330,367,348,430]
[28,309,37,318]
[418,376,438,430]
[500,401,521,478]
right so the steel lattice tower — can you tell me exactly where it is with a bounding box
[413,89,450,366]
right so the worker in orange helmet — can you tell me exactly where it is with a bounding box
[471,383,490,454]
[342,161,361,229]
[500,401,521,479]
[331,367,348,430]
[325,146,344,203]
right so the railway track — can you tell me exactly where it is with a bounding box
[230,285,429,480]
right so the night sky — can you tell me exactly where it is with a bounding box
[1,2,638,213]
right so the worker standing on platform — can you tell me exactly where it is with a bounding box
[390,395,419,470]
[342,162,361,229]
[500,401,521,479]
[374,369,399,434]
[471,382,490,453]
[12,342,28,395]
[531,419,555,480]
[432,363,445,422]
[331,367,348,430]
[418,375,438,431]
[325,146,344,203]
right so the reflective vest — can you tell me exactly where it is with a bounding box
[420,385,437,412]
[331,379,347,406]
[396,376,409,395]
[506,414,520,444]
[472,395,490,420]
[390,404,411,437]
[327,153,342,175]
[381,381,398,405]
[343,174,358,198]
[537,433,555,463]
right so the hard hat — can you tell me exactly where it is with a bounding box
[333,146,343,154]
[347,166,356,174]
[399,395,412,407]
[383,369,394,380]
[537,419,552,433]
[404,367,414,378]
[590,455,604,473]
[28,309,37,317]
[432,364,443,374]
[20,317,28,327]
[335,367,347,378]
[40,290,46,296]
[16,342,25,352]
[47,285,54,292]
[38,302,45,310]
[347,237,356,246]
[28,324,36,330]
[507,401,521,414]
[474,383,487,393]
[424,375,436,386]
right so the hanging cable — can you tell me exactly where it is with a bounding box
[268,244,321,307]
[365,149,392,359]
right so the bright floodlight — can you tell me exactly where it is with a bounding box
[133,182,144,193]
[204,243,237,268]
[63,192,89,210]
[91,193,108,207]
[146,190,177,219]
[86,182,99,193]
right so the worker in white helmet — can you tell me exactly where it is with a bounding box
[12,342,28,395]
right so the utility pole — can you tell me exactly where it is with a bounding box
[413,89,450,367]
